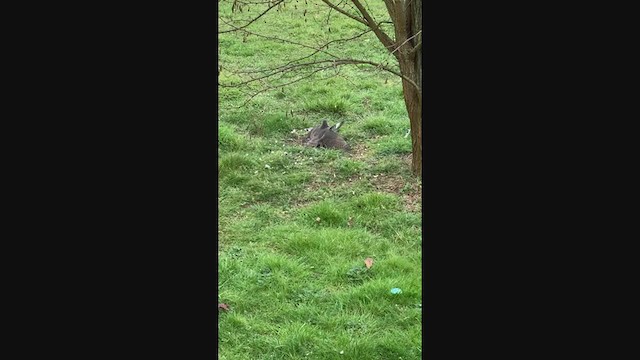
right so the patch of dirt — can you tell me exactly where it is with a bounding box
[403,153,413,167]
[403,188,422,212]
[348,143,371,160]
[283,135,303,147]
[367,171,422,212]
[302,178,326,193]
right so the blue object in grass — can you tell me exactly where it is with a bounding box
[390,288,402,294]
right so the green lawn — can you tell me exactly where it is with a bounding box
[218,1,422,359]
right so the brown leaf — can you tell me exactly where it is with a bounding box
[364,257,374,269]
[218,303,230,311]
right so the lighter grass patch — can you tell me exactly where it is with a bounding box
[304,96,349,115]
[374,136,413,155]
[218,124,247,152]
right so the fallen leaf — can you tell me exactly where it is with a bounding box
[315,217,321,222]
[347,217,353,227]
[218,303,230,311]
[364,257,374,269]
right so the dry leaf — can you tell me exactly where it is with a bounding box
[218,303,230,311]
[364,257,374,269]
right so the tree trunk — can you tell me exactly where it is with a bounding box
[399,58,421,176]
[396,0,422,176]
[403,75,421,176]
[410,0,422,177]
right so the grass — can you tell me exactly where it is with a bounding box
[219,1,421,359]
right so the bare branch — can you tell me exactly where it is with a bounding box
[324,0,345,26]
[320,0,368,26]
[222,60,341,87]
[232,66,341,109]
[223,58,419,94]
[383,0,396,20]
[218,0,284,34]
[219,16,373,64]
[389,30,421,57]
[277,28,373,67]
[332,59,420,92]
[350,0,396,52]
[409,40,421,55]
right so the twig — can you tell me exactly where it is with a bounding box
[219,16,372,64]
[390,30,421,56]
[409,40,421,55]
[350,0,396,51]
[234,66,342,108]
[222,58,418,93]
[219,0,285,33]
[320,0,368,26]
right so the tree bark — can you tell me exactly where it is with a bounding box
[387,0,422,176]
[398,57,421,176]
[402,69,421,176]
[408,0,422,177]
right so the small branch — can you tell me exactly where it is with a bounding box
[383,0,396,20]
[324,0,346,26]
[350,0,396,51]
[233,66,341,108]
[219,16,372,65]
[278,28,372,67]
[222,60,340,87]
[222,58,419,94]
[334,59,420,92]
[409,40,421,55]
[390,30,421,56]
[218,0,284,34]
[320,0,368,26]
